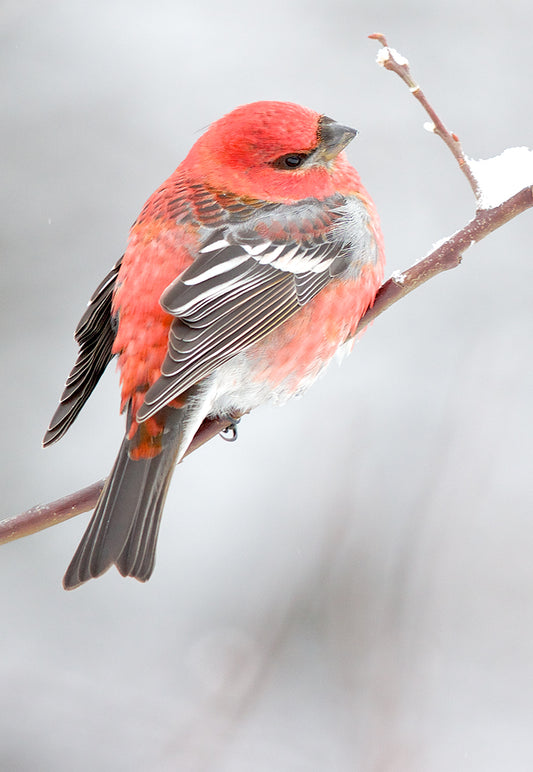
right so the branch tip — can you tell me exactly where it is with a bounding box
[368,33,388,46]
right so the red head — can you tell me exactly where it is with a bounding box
[181,101,361,202]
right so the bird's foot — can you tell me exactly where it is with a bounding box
[219,417,241,442]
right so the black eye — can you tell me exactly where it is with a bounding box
[273,153,308,169]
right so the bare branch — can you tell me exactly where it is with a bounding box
[0,481,105,545]
[0,415,235,544]
[369,33,481,199]
[2,36,532,548]
[353,185,533,333]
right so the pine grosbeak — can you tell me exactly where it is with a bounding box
[44,101,385,589]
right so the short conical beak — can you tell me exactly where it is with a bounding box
[315,116,358,162]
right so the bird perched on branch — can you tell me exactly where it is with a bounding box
[43,100,385,589]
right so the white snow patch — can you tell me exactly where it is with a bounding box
[468,147,533,209]
[390,270,407,285]
[376,47,409,67]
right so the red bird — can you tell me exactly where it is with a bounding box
[44,101,385,589]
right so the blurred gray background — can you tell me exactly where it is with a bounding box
[2,1,533,770]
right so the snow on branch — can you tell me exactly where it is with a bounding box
[468,148,533,209]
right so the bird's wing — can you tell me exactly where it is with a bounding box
[138,193,360,421]
[43,258,122,446]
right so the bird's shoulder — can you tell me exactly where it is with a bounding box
[136,175,357,239]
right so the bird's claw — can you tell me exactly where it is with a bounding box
[219,418,241,442]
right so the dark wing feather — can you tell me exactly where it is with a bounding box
[43,257,122,446]
[138,196,353,421]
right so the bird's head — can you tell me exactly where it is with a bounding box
[183,101,360,202]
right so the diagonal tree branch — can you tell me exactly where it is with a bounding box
[0,416,234,544]
[353,185,533,333]
[1,36,532,547]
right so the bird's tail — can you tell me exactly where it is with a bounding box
[63,383,213,590]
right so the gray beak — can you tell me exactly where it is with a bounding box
[315,115,358,162]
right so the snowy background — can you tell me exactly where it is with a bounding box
[2,1,533,770]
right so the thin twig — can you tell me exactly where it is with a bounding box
[369,33,481,199]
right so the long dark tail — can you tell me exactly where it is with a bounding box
[63,386,212,590]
